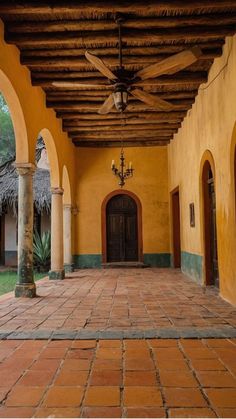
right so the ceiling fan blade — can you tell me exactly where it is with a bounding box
[52,81,110,88]
[85,51,117,81]
[98,94,115,114]
[131,88,176,111]
[135,47,202,81]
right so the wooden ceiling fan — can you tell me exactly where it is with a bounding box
[53,16,202,115]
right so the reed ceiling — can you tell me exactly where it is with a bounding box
[0,1,236,147]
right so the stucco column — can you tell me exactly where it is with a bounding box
[15,163,36,298]
[49,187,65,280]
[63,204,74,272]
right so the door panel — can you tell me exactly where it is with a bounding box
[209,179,219,287]
[106,194,138,262]
[172,190,181,268]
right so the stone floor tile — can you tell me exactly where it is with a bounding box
[159,371,198,387]
[81,407,122,417]
[125,407,166,417]
[152,347,184,360]
[38,347,68,359]
[147,339,178,347]
[156,359,190,371]
[204,389,236,408]
[168,408,217,417]
[34,407,81,417]
[71,340,96,349]
[0,407,36,418]
[124,371,157,386]
[98,340,122,348]
[42,386,84,407]
[89,370,122,386]
[93,359,122,370]
[190,359,226,371]
[18,370,55,386]
[54,369,89,386]
[204,339,236,348]
[95,347,122,360]
[196,371,236,387]
[30,359,61,372]
[183,347,218,359]
[5,386,46,407]
[63,358,92,370]
[84,386,120,407]
[124,386,163,407]
[164,388,207,407]
[125,357,155,371]
[215,408,236,418]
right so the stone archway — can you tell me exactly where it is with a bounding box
[0,69,29,163]
[101,190,143,264]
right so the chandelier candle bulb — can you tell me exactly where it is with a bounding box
[111,149,134,188]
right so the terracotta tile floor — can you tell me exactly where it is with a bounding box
[0,338,236,417]
[0,268,236,333]
[1,268,236,417]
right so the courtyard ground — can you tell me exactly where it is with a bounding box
[0,268,236,418]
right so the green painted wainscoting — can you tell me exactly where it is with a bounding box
[143,253,171,267]
[181,251,203,283]
[73,253,171,268]
[73,254,102,269]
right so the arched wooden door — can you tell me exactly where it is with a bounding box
[106,194,138,262]
[203,161,219,287]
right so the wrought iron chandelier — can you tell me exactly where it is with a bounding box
[111,147,134,187]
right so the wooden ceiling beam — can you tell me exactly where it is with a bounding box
[32,72,207,88]
[73,140,170,147]
[21,56,213,70]
[6,14,236,33]
[5,27,234,49]
[48,91,197,101]
[1,1,236,19]
[63,124,180,133]
[63,118,182,126]
[21,43,224,58]
[64,124,180,132]
[69,130,175,139]
[47,98,194,107]
[48,101,192,112]
[56,111,187,120]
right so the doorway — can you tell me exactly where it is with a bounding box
[106,194,138,262]
[203,161,219,287]
[171,188,181,268]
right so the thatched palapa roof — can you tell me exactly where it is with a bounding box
[0,159,51,216]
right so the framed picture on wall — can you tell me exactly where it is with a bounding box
[190,202,195,227]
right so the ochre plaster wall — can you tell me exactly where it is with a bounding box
[75,146,170,264]
[168,35,236,305]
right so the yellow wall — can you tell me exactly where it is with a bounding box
[168,35,236,304]
[75,147,170,256]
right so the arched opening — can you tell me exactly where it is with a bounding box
[0,71,30,268]
[202,160,219,287]
[38,128,60,189]
[0,70,28,163]
[102,190,143,263]
[62,165,72,206]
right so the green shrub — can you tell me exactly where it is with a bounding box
[33,230,51,272]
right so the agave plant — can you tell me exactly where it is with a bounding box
[33,230,51,272]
